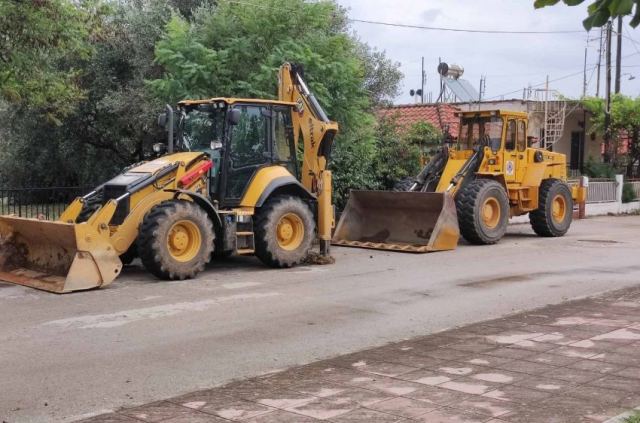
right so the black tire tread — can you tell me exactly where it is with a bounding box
[138,200,214,280]
[456,178,509,245]
[530,179,573,237]
[254,195,314,268]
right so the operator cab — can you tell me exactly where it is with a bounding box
[458,114,503,152]
[162,99,299,206]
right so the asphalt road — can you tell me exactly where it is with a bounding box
[1,215,640,423]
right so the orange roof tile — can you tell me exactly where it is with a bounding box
[376,103,460,137]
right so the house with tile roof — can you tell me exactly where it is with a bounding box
[376,103,460,138]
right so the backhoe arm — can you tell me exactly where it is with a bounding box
[278,63,339,255]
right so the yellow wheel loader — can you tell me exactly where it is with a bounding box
[0,63,338,293]
[333,109,587,252]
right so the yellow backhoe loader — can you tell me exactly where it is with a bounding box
[333,109,587,252]
[0,63,338,293]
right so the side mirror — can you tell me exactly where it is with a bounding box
[227,109,241,125]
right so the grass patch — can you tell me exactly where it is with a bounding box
[625,411,640,423]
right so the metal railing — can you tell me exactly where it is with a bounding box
[628,180,640,200]
[586,179,617,203]
[0,186,92,220]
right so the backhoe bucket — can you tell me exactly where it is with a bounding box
[332,191,459,253]
[0,216,122,293]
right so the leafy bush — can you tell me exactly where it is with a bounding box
[622,182,637,203]
[371,117,422,191]
[583,156,620,178]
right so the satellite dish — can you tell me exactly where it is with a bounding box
[410,89,416,96]
[437,62,449,76]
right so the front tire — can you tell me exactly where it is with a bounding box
[530,179,573,237]
[138,200,214,280]
[456,179,509,245]
[254,196,314,268]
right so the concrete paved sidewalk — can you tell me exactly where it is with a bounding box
[78,286,640,423]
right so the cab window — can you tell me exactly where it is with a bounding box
[517,120,527,152]
[229,105,268,167]
[272,107,297,175]
[505,120,517,151]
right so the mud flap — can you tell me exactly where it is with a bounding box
[0,216,122,293]
[332,190,459,253]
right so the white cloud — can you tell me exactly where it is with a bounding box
[338,0,640,103]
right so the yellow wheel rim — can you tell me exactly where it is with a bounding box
[167,220,201,262]
[276,213,304,251]
[481,197,501,229]
[552,194,567,224]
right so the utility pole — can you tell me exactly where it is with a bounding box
[478,76,486,110]
[421,57,425,103]
[604,20,613,163]
[583,44,588,98]
[596,26,604,97]
[615,16,623,94]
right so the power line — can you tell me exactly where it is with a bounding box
[486,50,640,100]
[349,18,585,35]
[224,0,585,35]
[487,67,597,100]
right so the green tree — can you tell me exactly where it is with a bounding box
[372,116,422,190]
[583,94,640,176]
[404,121,443,162]
[0,0,102,121]
[0,0,175,186]
[534,0,640,29]
[150,0,403,208]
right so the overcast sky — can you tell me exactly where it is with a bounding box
[336,0,640,104]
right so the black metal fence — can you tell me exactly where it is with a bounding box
[0,186,93,220]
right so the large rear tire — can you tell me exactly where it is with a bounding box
[254,196,314,268]
[138,200,214,280]
[456,179,509,245]
[530,179,573,237]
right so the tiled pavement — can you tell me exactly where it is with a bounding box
[79,287,640,423]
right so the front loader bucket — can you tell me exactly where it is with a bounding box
[332,191,459,253]
[0,216,122,293]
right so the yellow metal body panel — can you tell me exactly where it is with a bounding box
[239,166,296,208]
[435,150,473,193]
[317,170,333,241]
[59,198,85,223]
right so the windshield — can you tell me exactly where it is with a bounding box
[179,107,225,151]
[458,116,503,150]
